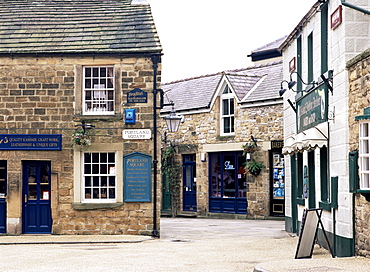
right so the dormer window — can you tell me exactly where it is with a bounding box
[220,85,234,136]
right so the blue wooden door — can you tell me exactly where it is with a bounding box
[0,161,6,233]
[183,155,196,211]
[22,161,52,234]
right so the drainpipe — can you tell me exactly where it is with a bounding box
[341,0,370,15]
[151,54,161,238]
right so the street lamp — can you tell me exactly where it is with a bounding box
[163,104,182,133]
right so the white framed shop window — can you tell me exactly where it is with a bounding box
[83,66,115,115]
[82,152,117,203]
[359,122,370,189]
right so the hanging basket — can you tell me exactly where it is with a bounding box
[242,142,257,154]
[72,131,91,147]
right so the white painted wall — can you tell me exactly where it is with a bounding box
[282,0,370,239]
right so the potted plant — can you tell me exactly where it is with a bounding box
[72,129,91,147]
[244,158,265,177]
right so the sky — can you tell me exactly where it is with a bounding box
[147,0,318,83]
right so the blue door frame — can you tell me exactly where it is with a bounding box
[209,152,247,214]
[183,155,196,211]
[0,161,6,233]
[22,161,52,234]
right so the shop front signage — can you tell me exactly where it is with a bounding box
[0,134,62,150]
[123,152,152,202]
[296,84,328,133]
[122,129,151,140]
[127,88,148,103]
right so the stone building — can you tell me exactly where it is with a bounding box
[0,0,163,235]
[347,48,370,257]
[160,39,285,218]
[279,0,370,257]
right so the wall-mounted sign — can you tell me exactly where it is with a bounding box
[123,152,152,202]
[331,5,342,30]
[0,134,62,150]
[296,84,328,133]
[122,129,151,140]
[127,88,148,103]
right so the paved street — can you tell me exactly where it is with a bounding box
[0,218,369,272]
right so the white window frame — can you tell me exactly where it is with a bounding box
[220,85,235,136]
[83,66,115,115]
[82,152,117,203]
[359,121,370,190]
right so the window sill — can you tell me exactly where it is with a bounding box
[73,114,123,122]
[319,201,332,211]
[72,202,123,210]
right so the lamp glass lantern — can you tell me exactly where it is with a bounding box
[164,106,182,133]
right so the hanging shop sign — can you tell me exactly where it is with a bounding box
[127,88,148,103]
[296,84,328,133]
[123,152,152,202]
[0,134,62,150]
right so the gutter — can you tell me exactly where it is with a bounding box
[341,0,370,15]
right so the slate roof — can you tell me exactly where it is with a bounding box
[249,36,287,55]
[161,61,282,114]
[0,0,162,54]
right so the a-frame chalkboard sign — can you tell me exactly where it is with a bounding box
[295,208,334,259]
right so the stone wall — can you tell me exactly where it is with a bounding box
[161,97,283,217]
[0,55,160,235]
[347,48,370,256]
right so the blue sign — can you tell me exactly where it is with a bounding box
[127,88,148,103]
[123,152,152,202]
[0,134,62,150]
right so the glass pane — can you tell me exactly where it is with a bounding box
[361,173,370,189]
[92,163,99,174]
[210,153,221,197]
[85,79,91,89]
[100,67,106,77]
[222,99,229,115]
[109,176,115,186]
[93,176,99,187]
[85,67,91,77]
[84,153,91,163]
[363,140,369,154]
[101,188,107,199]
[100,164,107,174]
[230,98,234,114]
[85,188,91,199]
[109,188,115,199]
[108,153,115,163]
[363,157,369,171]
[363,123,369,137]
[100,153,107,163]
[92,153,99,163]
[84,164,91,174]
[108,78,114,88]
[101,176,107,187]
[93,68,99,77]
[28,185,37,200]
[100,78,106,87]
[224,117,230,133]
[230,116,234,133]
[224,154,236,198]
[85,176,91,187]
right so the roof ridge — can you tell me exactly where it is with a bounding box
[163,61,282,85]
[162,72,223,85]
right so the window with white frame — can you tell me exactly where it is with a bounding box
[83,66,114,115]
[83,152,116,202]
[359,122,370,189]
[220,85,235,135]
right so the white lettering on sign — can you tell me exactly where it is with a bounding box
[122,129,152,140]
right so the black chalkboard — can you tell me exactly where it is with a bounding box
[295,208,334,259]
